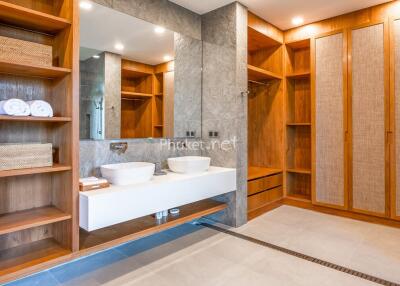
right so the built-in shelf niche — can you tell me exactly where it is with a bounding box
[285,39,312,200]
[0,0,77,281]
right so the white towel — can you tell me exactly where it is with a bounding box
[27,100,54,117]
[0,99,30,116]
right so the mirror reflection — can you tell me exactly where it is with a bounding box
[79,3,202,140]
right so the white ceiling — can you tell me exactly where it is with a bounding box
[80,2,174,65]
[170,0,391,30]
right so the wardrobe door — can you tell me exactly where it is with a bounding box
[393,19,400,220]
[314,32,347,208]
[350,23,388,216]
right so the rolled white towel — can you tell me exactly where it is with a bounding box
[0,99,30,116]
[27,100,54,117]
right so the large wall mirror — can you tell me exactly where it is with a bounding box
[79,3,202,140]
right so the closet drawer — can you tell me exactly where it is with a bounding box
[248,173,282,196]
[248,186,283,211]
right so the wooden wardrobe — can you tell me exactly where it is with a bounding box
[248,2,400,225]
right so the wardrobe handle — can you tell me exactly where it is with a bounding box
[386,131,393,143]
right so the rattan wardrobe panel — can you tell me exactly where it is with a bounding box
[395,20,400,217]
[351,24,385,214]
[315,33,345,206]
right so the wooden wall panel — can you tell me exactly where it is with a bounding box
[248,80,283,168]
[315,33,345,207]
[351,24,386,214]
[394,19,400,217]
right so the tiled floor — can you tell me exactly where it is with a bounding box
[6,206,400,286]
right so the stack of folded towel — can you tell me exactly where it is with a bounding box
[0,99,54,117]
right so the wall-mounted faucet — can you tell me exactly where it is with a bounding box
[110,142,128,154]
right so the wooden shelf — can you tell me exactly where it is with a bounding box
[79,199,227,253]
[0,206,71,236]
[0,115,71,122]
[287,168,312,175]
[286,122,311,126]
[121,91,153,99]
[154,125,163,128]
[248,64,282,81]
[286,71,311,79]
[0,164,71,178]
[155,93,163,96]
[122,68,152,79]
[0,238,70,278]
[0,1,71,34]
[248,26,282,52]
[286,39,310,50]
[0,61,71,79]
[248,166,282,181]
[286,194,311,202]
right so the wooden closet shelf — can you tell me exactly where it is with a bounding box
[0,115,72,123]
[0,1,71,34]
[248,65,282,81]
[0,164,71,178]
[286,71,311,79]
[154,125,163,128]
[121,91,153,99]
[248,26,282,52]
[0,206,71,236]
[287,168,312,175]
[286,122,311,126]
[0,61,71,79]
[122,68,152,79]
[248,166,282,181]
[0,238,70,279]
[79,199,227,253]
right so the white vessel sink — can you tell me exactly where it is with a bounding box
[168,156,211,174]
[101,162,155,186]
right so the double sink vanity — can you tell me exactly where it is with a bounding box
[80,157,236,232]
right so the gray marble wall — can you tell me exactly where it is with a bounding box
[80,139,201,177]
[104,52,121,139]
[201,3,248,227]
[174,33,202,138]
[92,0,201,40]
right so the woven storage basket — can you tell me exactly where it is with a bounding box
[0,143,53,171]
[0,36,52,67]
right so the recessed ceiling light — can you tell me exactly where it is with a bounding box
[79,1,93,10]
[292,16,304,26]
[114,43,124,51]
[92,55,100,59]
[155,26,166,34]
[163,55,172,61]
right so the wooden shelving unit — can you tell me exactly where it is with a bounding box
[0,0,78,282]
[121,91,153,99]
[0,61,71,79]
[247,12,284,220]
[286,168,312,175]
[248,64,282,81]
[0,207,71,235]
[0,1,71,34]
[286,70,310,79]
[285,39,312,200]
[0,115,72,122]
[0,164,71,178]
[248,166,282,181]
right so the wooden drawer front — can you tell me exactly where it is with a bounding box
[248,187,283,212]
[248,173,282,196]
